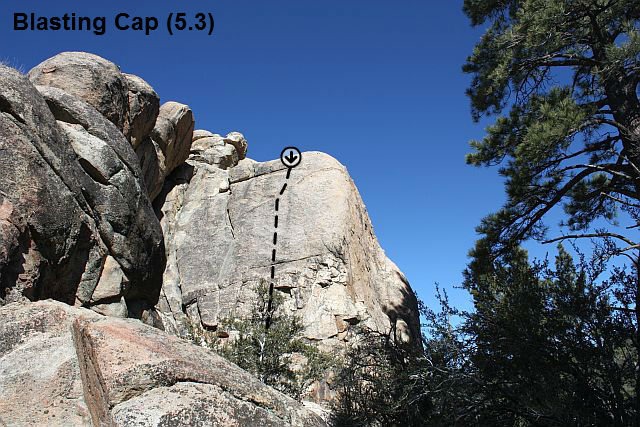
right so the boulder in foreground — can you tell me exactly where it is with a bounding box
[0,300,326,426]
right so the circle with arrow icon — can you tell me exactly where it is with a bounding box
[280,147,302,168]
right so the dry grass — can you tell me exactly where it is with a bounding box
[0,58,25,73]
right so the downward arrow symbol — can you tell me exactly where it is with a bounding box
[285,151,298,164]
[280,146,301,168]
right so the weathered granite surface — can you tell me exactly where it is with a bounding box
[0,300,326,426]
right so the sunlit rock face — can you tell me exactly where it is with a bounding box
[155,142,422,359]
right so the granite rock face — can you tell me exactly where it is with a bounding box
[27,52,160,148]
[75,307,326,427]
[28,52,131,136]
[137,101,194,200]
[0,61,164,316]
[0,64,107,306]
[1,50,421,423]
[123,73,160,149]
[0,300,326,427]
[0,301,99,426]
[155,147,421,353]
[192,129,215,141]
[35,85,165,305]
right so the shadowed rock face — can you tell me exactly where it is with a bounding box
[123,73,160,149]
[0,300,326,427]
[137,101,195,200]
[0,61,165,315]
[35,85,165,306]
[0,64,102,305]
[155,148,422,352]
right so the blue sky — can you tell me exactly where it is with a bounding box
[3,1,525,311]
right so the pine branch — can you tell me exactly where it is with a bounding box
[542,232,637,247]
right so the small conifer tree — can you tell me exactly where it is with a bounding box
[209,280,334,400]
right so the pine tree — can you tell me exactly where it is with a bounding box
[211,280,334,401]
[448,243,639,425]
[463,0,640,259]
[462,4,640,420]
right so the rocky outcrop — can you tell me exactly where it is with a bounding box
[27,52,160,148]
[28,52,131,137]
[137,102,194,200]
[123,73,160,149]
[224,131,248,160]
[36,85,165,306]
[0,60,164,316]
[0,300,326,426]
[0,301,98,426]
[0,64,95,305]
[1,50,421,423]
[192,129,215,141]
[155,144,421,353]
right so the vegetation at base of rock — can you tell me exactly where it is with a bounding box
[436,246,638,425]
[188,280,336,401]
[463,0,640,422]
[331,247,638,426]
[330,326,430,427]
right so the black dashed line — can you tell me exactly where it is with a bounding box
[270,166,294,295]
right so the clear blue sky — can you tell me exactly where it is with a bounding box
[3,1,521,312]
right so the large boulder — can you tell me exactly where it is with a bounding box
[190,135,239,170]
[225,131,248,160]
[28,52,160,148]
[192,129,215,142]
[0,65,102,305]
[0,300,327,426]
[28,52,129,134]
[152,102,194,175]
[34,85,165,312]
[0,301,99,426]
[137,101,194,200]
[155,147,421,362]
[124,73,159,149]
[75,306,327,427]
[0,64,164,315]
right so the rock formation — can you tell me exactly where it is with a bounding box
[156,147,421,354]
[0,60,164,315]
[0,51,420,425]
[137,101,194,200]
[0,300,325,426]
